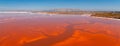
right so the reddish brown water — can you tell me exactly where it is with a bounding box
[0,13,120,46]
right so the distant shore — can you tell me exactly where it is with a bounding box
[0,10,120,19]
[34,11,120,19]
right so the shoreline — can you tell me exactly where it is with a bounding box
[0,13,119,21]
[91,16,120,21]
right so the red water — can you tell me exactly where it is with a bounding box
[0,13,120,46]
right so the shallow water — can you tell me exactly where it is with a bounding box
[0,13,120,46]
